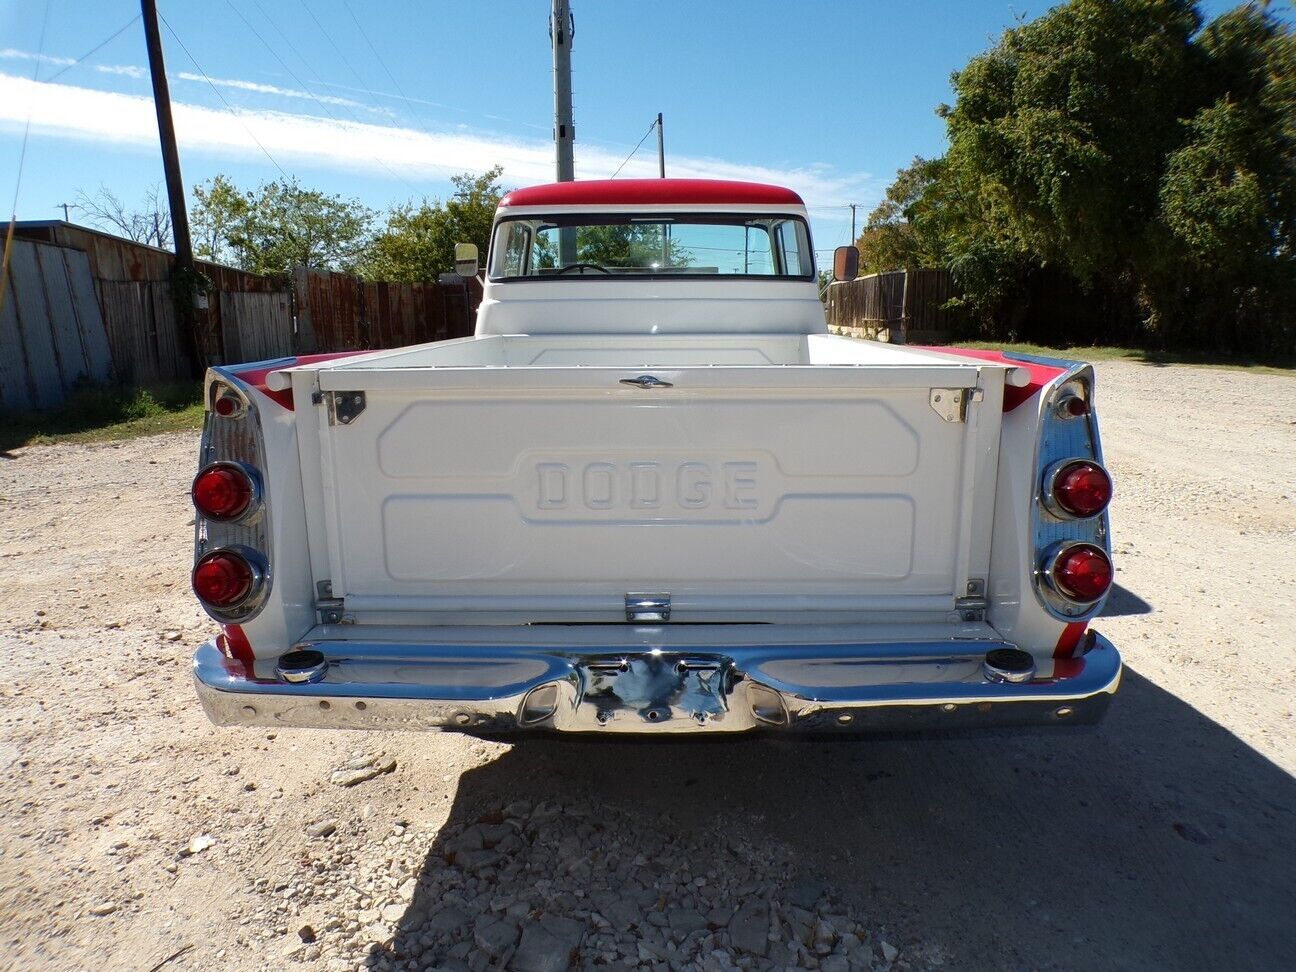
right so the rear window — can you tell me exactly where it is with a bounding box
[488,213,815,280]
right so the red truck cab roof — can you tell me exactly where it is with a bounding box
[498,179,805,208]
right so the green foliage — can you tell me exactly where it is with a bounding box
[191,176,374,276]
[862,0,1295,354]
[533,223,684,270]
[360,167,506,281]
[0,383,203,450]
[855,157,949,274]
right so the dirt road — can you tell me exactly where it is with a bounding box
[1,360,1293,971]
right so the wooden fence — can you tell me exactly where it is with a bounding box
[825,269,960,344]
[2,223,479,408]
[294,268,476,353]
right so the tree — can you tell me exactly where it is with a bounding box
[865,0,1295,353]
[854,157,947,274]
[190,176,374,276]
[73,184,172,248]
[190,175,247,266]
[361,167,506,281]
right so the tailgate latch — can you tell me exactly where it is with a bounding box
[626,593,671,623]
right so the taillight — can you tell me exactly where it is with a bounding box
[1044,460,1112,519]
[1046,543,1113,603]
[213,392,244,418]
[192,462,258,522]
[192,550,256,608]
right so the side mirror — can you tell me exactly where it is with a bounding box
[832,245,859,282]
[454,242,480,278]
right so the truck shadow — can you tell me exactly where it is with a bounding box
[374,668,1294,971]
[1101,582,1154,616]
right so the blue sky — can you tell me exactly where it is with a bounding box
[1,0,1284,259]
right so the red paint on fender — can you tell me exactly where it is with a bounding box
[217,624,255,678]
[912,347,1069,411]
[1053,621,1089,658]
[500,179,805,208]
[230,352,367,410]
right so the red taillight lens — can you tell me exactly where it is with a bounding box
[192,463,255,521]
[1050,460,1112,518]
[1050,543,1113,602]
[192,551,254,607]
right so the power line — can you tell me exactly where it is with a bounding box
[8,1,50,219]
[609,119,657,179]
[297,0,371,94]
[157,11,290,179]
[4,0,51,317]
[340,0,431,137]
[40,14,141,84]
[227,0,417,192]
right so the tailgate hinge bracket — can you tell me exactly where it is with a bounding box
[626,592,671,623]
[325,390,366,426]
[956,579,987,621]
[930,387,971,423]
[316,579,345,624]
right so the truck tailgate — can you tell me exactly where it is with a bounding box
[295,362,1005,622]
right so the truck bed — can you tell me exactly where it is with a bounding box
[278,336,1018,625]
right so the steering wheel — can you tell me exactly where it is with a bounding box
[556,262,611,274]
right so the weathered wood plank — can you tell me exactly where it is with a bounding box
[62,248,114,384]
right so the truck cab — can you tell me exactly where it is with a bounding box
[475,179,825,336]
[189,179,1121,736]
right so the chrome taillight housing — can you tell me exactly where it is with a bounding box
[192,461,261,523]
[1042,542,1114,604]
[1042,458,1112,520]
[1026,361,1114,621]
[192,547,268,617]
[194,372,272,623]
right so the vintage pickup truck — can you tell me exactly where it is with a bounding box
[190,178,1120,735]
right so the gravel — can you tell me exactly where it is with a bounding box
[1,360,1294,971]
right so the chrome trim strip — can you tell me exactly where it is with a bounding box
[1001,349,1085,370]
[193,634,1122,734]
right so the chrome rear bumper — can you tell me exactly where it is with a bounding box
[192,629,1122,735]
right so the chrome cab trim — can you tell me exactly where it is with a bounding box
[193,631,1122,735]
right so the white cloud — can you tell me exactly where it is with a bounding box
[174,72,387,115]
[0,48,143,80]
[0,71,875,215]
[91,63,146,79]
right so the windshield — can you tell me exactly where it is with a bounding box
[488,213,814,280]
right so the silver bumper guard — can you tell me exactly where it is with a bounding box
[192,631,1122,734]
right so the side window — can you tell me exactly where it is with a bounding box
[503,224,529,276]
[775,221,806,276]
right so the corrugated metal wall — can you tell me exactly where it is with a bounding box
[0,240,114,410]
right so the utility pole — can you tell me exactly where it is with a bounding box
[141,0,193,274]
[550,0,576,265]
[656,112,668,266]
[849,203,857,242]
[656,113,665,178]
[141,0,202,370]
[57,202,72,222]
[551,0,575,183]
